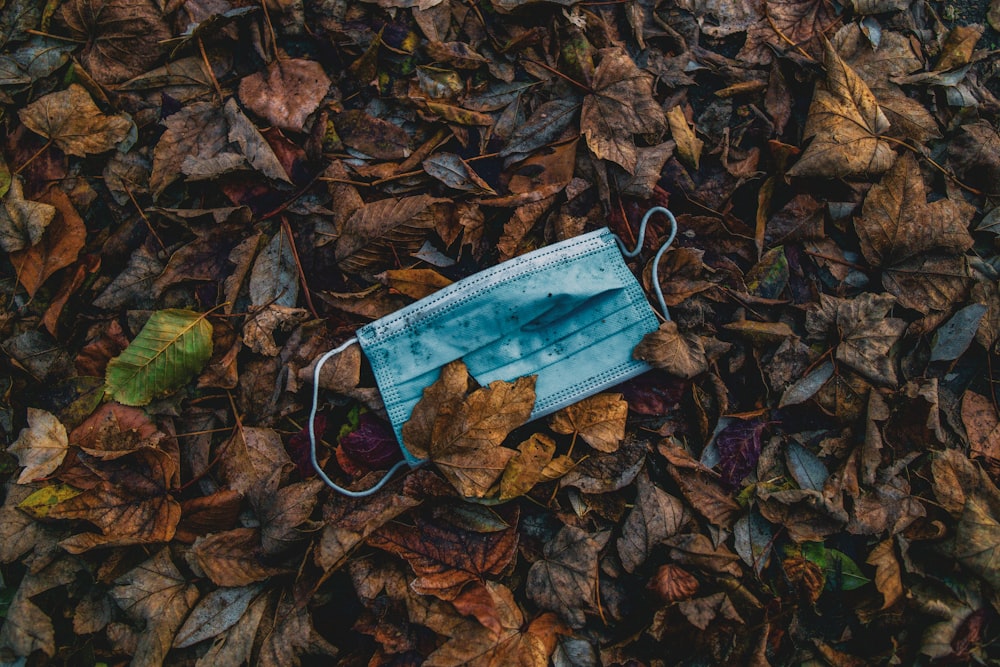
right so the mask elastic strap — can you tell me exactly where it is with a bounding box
[309,337,411,497]
[614,206,678,321]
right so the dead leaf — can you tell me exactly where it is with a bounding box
[368,512,518,599]
[19,85,133,156]
[787,38,895,179]
[57,0,169,84]
[48,448,181,553]
[616,470,686,572]
[335,109,412,160]
[0,176,55,252]
[193,586,269,667]
[380,267,453,300]
[9,186,86,298]
[257,591,339,666]
[954,486,1000,589]
[666,106,703,171]
[335,195,442,275]
[740,0,841,65]
[677,591,744,630]
[648,563,700,602]
[150,102,228,196]
[254,478,323,556]
[217,426,293,496]
[110,548,199,667]
[8,407,68,483]
[402,358,469,460]
[174,583,263,648]
[668,464,741,529]
[423,153,496,195]
[223,98,292,184]
[962,391,1000,473]
[526,525,601,628]
[581,47,666,173]
[238,58,331,132]
[633,321,709,379]
[189,527,291,587]
[499,433,556,501]
[549,393,627,453]
[866,538,903,609]
[560,440,645,494]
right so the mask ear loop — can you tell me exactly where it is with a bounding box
[309,337,412,497]
[614,206,678,321]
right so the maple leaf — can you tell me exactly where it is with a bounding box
[8,407,68,483]
[238,58,331,133]
[633,321,709,379]
[0,176,55,252]
[19,84,133,156]
[616,470,686,572]
[368,512,519,599]
[48,447,181,553]
[787,38,895,179]
[581,47,666,173]
[806,293,906,386]
[110,548,199,667]
[549,393,627,453]
[526,525,602,628]
[856,152,974,312]
[57,0,169,84]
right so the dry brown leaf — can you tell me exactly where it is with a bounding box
[335,109,412,159]
[581,47,666,173]
[8,408,68,484]
[549,393,627,453]
[150,102,228,197]
[110,549,199,667]
[257,591,339,667]
[666,106,703,171]
[633,321,709,380]
[19,85,133,156]
[367,513,518,599]
[740,0,841,65]
[616,470,687,572]
[668,464,741,529]
[962,391,1000,472]
[380,267,453,300]
[189,527,291,587]
[254,478,323,556]
[238,58,331,132]
[648,563,700,602]
[402,359,469,460]
[217,426,293,496]
[9,186,86,298]
[787,38,895,179]
[335,195,443,275]
[499,433,556,501]
[57,0,169,84]
[526,525,601,628]
[866,538,903,609]
[0,176,55,252]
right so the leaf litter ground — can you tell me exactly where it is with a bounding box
[2,0,1000,665]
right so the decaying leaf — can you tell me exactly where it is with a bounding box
[19,85,133,156]
[807,293,906,386]
[787,38,895,178]
[499,433,556,501]
[335,195,442,275]
[616,470,686,572]
[527,525,602,628]
[8,407,68,483]
[633,321,709,379]
[549,393,627,453]
[0,176,55,252]
[238,58,331,133]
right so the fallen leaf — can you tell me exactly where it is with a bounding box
[193,586,269,667]
[0,176,55,252]
[648,563,700,602]
[866,538,902,609]
[223,98,292,184]
[189,527,291,587]
[173,584,263,649]
[715,417,766,490]
[9,186,86,298]
[255,478,323,556]
[110,548,199,667]
[955,488,1000,589]
[150,102,228,197]
[787,38,895,178]
[57,0,169,84]
[666,106,703,171]
[527,525,601,628]
[368,512,518,599]
[633,321,709,379]
[238,58,331,132]
[257,591,339,666]
[561,440,645,494]
[668,464,741,529]
[402,359,469,460]
[549,393,627,453]
[335,109,412,160]
[217,426,293,496]
[499,433,556,501]
[616,470,686,572]
[48,447,181,552]
[677,591,744,630]
[105,309,214,406]
[8,407,68,483]
[380,267,454,300]
[740,0,841,65]
[334,194,442,275]
[19,84,133,156]
[581,47,666,173]
[423,153,496,195]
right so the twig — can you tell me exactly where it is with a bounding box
[198,37,225,103]
[281,216,320,319]
[14,140,51,175]
[122,182,165,251]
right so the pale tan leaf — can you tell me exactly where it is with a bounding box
[633,321,708,379]
[500,433,556,501]
[666,106,703,171]
[19,85,133,156]
[8,407,68,483]
[866,538,903,609]
[549,393,628,453]
[0,176,55,252]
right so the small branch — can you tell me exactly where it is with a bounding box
[281,216,320,319]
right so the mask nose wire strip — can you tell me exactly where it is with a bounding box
[310,337,413,497]
[614,206,678,321]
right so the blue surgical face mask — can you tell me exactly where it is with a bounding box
[310,207,677,496]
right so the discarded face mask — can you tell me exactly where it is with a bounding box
[310,206,678,496]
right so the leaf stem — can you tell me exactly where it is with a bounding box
[878,135,983,196]
[281,216,320,319]
[14,140,52,175]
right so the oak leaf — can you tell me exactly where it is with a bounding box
[549,393,627,453]
[19,85,133,156]
[238,58,331,132]
[110,549,199,667]
[526,525,601,628]
[633,321,708,379]
[787,38,895,179]
[0,176,55,252]
[616,470,686,572]
[581,47,666,173]
[367,513,519,599]
[8,407,68,483]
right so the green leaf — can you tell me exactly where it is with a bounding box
[801,542,870,591]
[105,309,213,406]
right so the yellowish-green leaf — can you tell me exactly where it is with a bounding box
[105,309,213,406]
[18,483,84,519]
